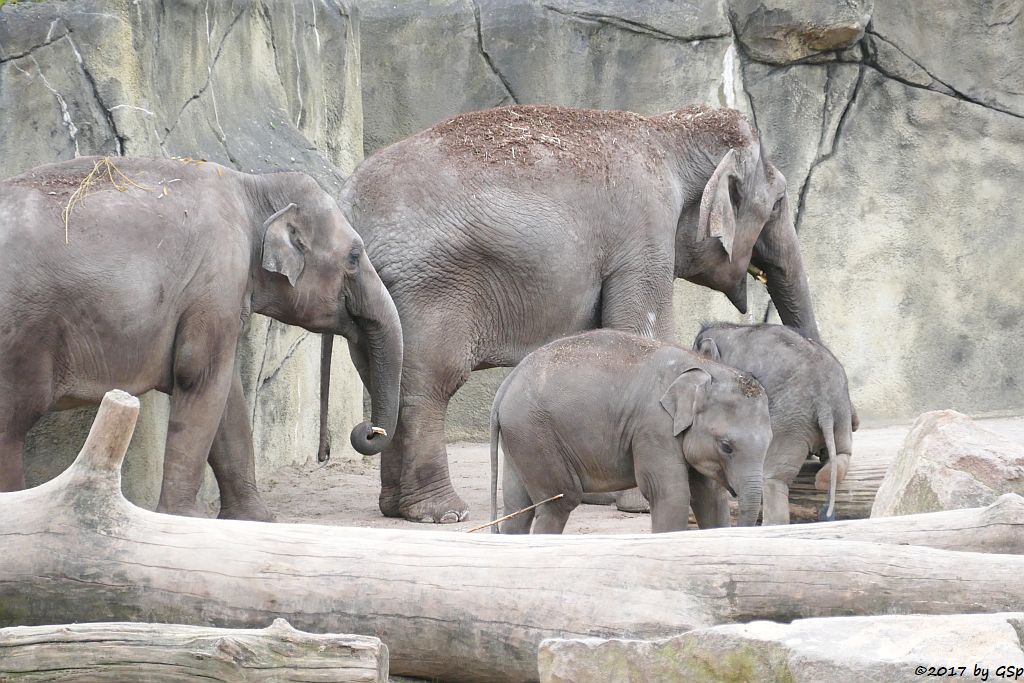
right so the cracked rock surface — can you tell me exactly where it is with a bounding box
[2,0,1022,460]
[1,0,364,509]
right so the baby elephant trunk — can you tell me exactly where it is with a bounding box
[735,475,764,527]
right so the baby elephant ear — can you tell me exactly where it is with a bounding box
[261,203,303,287]
[660,368,711,436]
[694,336,721,362]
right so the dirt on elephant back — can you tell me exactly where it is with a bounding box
[428,104,752,177]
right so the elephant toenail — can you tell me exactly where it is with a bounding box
[439,511,460,524]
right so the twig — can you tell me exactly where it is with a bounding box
[747,264,768,285]
[464,493,564,533]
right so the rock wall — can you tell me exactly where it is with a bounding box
[355,0,1024,439]
[0,0,365,507]
[3,0,1021,457]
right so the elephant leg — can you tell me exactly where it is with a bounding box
[381,336,472,523]
[207,364,274,522]
[0,419,31,492]
[499,457,534,534]
[531,499,573,535]
[601,261,675,515]
[156,329,236,517]
[689,469,732,529]
[761,478,791,525]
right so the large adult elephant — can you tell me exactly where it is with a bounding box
[0,157,402,521]
[329,104,819,523]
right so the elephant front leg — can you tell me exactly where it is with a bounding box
[761,478,791,525]
[0,428,28,492]
[689,470,732,529]
[156,334,236,517]
[207,364,275,522]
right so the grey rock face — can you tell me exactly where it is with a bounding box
[872,411,1024,517]
[539,613,1024,683]
[729,0,872,64]
[2,0,365,508]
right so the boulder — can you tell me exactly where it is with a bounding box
[0,0,366,509]
[871,410,1024,517]
[729,0,872,64]
[539,613,1024,683]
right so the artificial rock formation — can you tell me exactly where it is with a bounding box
[3,0,1021,442]
[539,613,1024,683]
[0,0,365,505]
[3,392,1024,683]
[0,619,388,683]
[872,410,1024,517]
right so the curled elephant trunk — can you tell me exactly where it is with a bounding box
[735,476,763,527]
[318,255,403,459]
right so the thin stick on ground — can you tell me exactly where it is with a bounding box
[464,493,565,533]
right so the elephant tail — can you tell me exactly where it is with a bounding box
[489,396,502,534]
[817,411,838,521]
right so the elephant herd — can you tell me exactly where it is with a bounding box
[0,103,854,532]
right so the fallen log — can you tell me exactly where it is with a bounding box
[789,447,894,520]
[0,618,388,682]
[3,391,1024,683]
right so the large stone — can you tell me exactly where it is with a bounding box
[871,411,1024,517]
[729,0,872,64]
[539,613,1024,683]
[1,0,366,509]
[870,0,1024,118]
[798,71,1024,421]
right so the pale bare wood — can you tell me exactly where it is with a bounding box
[0,618,387,682]
[3,391,1024,683]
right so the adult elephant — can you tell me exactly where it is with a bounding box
[0,157,402,521]
[329,104,819,523]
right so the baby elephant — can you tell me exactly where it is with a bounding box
[693,322,854,524]
[489,329,772,534]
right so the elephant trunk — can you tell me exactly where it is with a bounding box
[735,475,764,527]
[345,258,403,456]
[752,195,821,342]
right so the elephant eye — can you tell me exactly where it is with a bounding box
[348,247,361,267]
[719,440,734,455]
[772,197,783,215]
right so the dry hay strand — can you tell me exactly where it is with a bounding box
[61,157,155,244]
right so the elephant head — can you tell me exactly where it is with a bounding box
[248,172,402,457]
[665,109,820,342]
[659,365,771,526]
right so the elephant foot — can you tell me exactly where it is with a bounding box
[399,488,470,524]
[614,487,651,513]
[217,498,276,523]
[379,486,402,518]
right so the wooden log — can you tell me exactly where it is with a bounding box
[3,391,1024,683]
[788,447,895,520]
[0,618,388,682]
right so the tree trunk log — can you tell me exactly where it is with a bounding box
[0,618,388,682]
[789,448,894,520]
[2,392,1024,683]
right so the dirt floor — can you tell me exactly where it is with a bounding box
[262,416,1024,533]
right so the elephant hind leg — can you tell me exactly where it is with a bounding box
[499,456,534,534]
[0,387,48,492]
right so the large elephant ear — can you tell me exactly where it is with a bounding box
[261,203,304,287]
[660,368,711,436]
[697,148,739,261]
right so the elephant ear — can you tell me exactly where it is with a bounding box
[694,337,721,362]
[261,203,304,287]
[660,368,711,436]
[697,149,740,261]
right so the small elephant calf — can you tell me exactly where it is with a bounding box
[488,329,772,534]
[693,322,855,524]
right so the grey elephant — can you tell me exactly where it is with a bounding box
[330,103,819,523]
[0,156,402,520]
[693,322,854,524]
[487,329,772,534]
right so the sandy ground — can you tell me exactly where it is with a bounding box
[262,415,1024,532]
